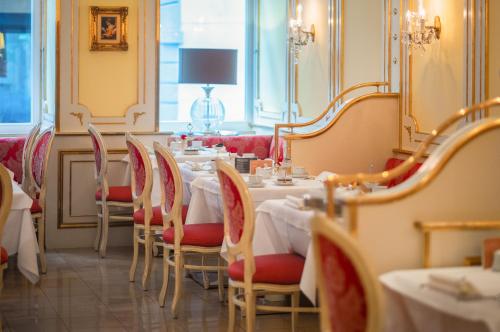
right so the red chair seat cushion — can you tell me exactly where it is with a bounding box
[384,158,423,188]
[134,205,189,226]
[1,247,7,264]
[162,223,224,247]
[228,254,305,285]
[95,186,133,203]
[30,198,42,214]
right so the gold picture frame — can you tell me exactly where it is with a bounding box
[89,6,128,51]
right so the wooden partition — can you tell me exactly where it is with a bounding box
[275,82,399,175]
[328,99,500,274]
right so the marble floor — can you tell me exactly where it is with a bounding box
[0,247,320,332]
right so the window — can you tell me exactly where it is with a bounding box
[159,0,247,130]
[0,0,40,133]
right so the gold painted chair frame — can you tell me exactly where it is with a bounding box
[22,123,41,194]
[216,160,318,332]
[126,133,162,290]
[0,164,13,293]
[273,82,390,162]
[311,213,384,332]
[28,127,55,274]
[154,142,225,317]
[89,125,134,258]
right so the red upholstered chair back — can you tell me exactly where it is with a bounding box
[22,123,41,189]
[88,125,108,178]
[216,160,256,269]
[384,158,423,188]
[312,215,383,332]
[30,127,55,192]
[153,142,183,231]
[0,137,26,184]
[0,164,13,239]
[125,133,153,205]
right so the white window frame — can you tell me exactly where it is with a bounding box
[0,0,41,135]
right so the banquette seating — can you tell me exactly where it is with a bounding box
[0,136,26,184]
[326,99,500,274]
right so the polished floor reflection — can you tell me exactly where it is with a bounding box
[0,247,319,331]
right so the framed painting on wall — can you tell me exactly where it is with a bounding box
[89,6,128,51]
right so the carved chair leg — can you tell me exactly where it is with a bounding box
[291,291,300,332]
[158,249,170,307]
[38,216,47,274]
[129,227,139,282]
[201,255,210,289]
[142,232,153,290]
[227,285,236,332]
[217,256,224,302]
[99,204,109,258]
[245,289,256,332]
[94,203,102,251]
[171,251,183,318]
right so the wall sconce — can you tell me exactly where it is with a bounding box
[289,4,315,62]
[403,1,441,52]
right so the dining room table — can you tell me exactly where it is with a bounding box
[1,176,39,284]
[380,266,500,332]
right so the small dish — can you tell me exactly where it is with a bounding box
[246,182,266,188]
[292,173,309,179]
[274,179,295,186]
[183,149,200,155]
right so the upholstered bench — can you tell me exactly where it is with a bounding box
[383,157,423,187]
[0,137,26,183]
[169,135,283,161]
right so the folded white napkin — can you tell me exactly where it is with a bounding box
[427,270,500,300]
[316,171,336,182]
[428,273,482,299]
[284,195,305,210]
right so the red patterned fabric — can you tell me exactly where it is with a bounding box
[318,235,367,332]
[218,171,244,243]
[168,135,278,160]
[1,246,7,264]
[269,136,284,163]
[89,132,102,175]
[31,131,52,188]
[30,199,42,214]
[384,158,423,188]
[162,223,224,247]
[126,141,146,197]
[134,205,189,226]
[95,186,133,203]
[0,137,25,183]
[155,151,176,213]
[228,254,305,285]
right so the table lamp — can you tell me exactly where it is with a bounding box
[179,48,238,133]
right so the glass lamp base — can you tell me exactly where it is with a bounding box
[190,86,225,133]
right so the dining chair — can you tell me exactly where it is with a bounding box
[216,159,316,332]
[28,127,55,274]
[89,125,134,258]
[21,123,41,193]
[0,164,13,292]
[126,133,162,290]
[154,142,225,317]
[311,213,384,332]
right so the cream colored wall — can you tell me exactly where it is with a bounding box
[297,0,331,118]
[78,0,138,117]
[411,0,466,132]
[343,0,385,91]
[490,0,500,117]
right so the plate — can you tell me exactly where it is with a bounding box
[273,180,295,186]
[183,150,200,155]
[246,182,266,188]
[292,173,309,179]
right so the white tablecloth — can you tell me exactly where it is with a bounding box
[185,175,324,225]
[1,180,39,284]
[380,267,500,332]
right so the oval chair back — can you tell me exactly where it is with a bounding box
[311,214,384,332]
[125,133,153,224]
[22,123,41,192]
[88,124,109,201]
[215,160,256,276]
[29,127,55,201]
[153,142,184,242]
[0,164,13,241]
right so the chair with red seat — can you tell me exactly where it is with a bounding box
[216,159,315,332]
[0,164,13,292]
[311,213,383,332]
[28,127,55,274]
[154,142,225,317]
[126,133,163,290]
[89,125,134,258]
[22,123,41,193]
